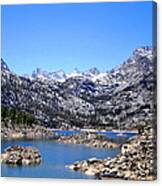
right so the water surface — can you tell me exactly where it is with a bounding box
[1,140,120,179]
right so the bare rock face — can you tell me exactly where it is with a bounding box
[1,47,156,130]
[1,146,42,166]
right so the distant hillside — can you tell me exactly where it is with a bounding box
[1,47,157,130]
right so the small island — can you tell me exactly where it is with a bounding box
[1,146,42,166]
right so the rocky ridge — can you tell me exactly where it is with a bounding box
[1,47,156,130]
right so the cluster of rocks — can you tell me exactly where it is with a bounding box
[66,122,156,180]
[1,146,42,166]
[1,124,55,140]
[58,132,119,149]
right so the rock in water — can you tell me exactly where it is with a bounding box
[58,132,119,149]
[66,121,156,180]
[1,146,42,166]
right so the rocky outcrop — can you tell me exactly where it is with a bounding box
[1,146,42,166]
[58,132,119,149]
[1,124,55,140]
[66,121,156,180]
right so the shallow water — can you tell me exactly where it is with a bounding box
[1,140,120,179]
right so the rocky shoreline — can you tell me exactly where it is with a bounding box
[1,146,42,166]
[1,123,156,180]
[66,122,156,180]
[57,132,119,149]
[1,124,55,140]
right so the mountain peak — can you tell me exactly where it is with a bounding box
[88,67,100,75]
[1,58,10,72]
[1,47,156,131]
[18,46,154,84]
[132,46,153,59]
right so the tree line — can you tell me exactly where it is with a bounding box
[1,106,39,126]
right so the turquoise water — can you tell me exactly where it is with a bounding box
[1,140,120,179]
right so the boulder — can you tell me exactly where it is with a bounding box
[1,146,42,166]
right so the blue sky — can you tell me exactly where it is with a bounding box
[2,1,156,75]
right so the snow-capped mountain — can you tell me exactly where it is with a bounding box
[1,47,156,130]
[30,66,105,83]
[30,46,155,85]
[31,68,67,82]
[30,66,111,85]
